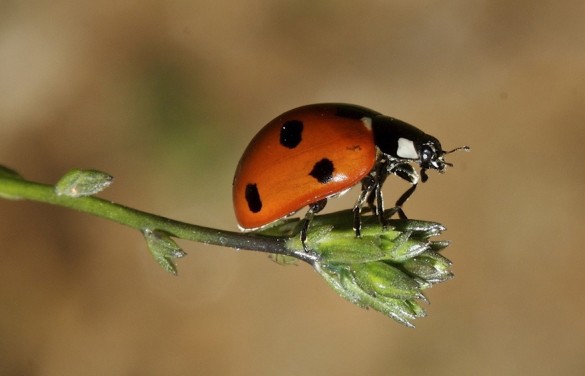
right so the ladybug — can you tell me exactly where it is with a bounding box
[233,103,468,250]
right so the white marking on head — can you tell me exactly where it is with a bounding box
[397,138,418,159]
[361,117,372,130]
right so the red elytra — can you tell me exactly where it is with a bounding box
[233,103,379,230]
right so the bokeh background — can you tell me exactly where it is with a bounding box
[1,1,584,375]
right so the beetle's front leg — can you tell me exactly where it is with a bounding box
[388,162,419,220]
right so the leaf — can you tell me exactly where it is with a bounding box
[142,229,186,275]
[54,169,113,197]
[0,165,24,199]
[0,165,23,180]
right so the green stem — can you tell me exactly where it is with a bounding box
[0,176,317,264]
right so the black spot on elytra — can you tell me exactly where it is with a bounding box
[280,120,303,148]
[309,158,334,184]
[245,183,262,213]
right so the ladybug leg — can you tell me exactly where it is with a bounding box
[369,159,390,228]
[366,176,388,228]
[394,184,418,219]
[389,162,419,219]
[366,187,377,214]
[353,175,377,238]
[300,199,327,252]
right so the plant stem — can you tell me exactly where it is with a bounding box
[0,176,317,264]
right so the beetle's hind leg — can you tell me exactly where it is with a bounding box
[300,199,327,252]
[353,175,377,238]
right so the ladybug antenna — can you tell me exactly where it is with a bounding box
[445,145,471,155]
[438,145,469,170]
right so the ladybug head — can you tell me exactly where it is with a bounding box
[371,115,469,182]
[419,140,469,182]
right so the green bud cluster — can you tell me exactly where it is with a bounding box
[270,210,454,327]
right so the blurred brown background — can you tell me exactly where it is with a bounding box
[1,1,584,375]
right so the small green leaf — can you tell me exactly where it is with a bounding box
[402,251,454,284]
[142,229,186,275]
[54,169,113,197]
[335,266,422,327]
[0,165,24,199]
[389,219,447,239]
[351,261,425,300]
[429,240,450,252]
[0,165,23,180]
[378,231,430,262]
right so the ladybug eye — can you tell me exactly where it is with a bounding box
[420,145,435,165]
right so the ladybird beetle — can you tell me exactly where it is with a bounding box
[233,103,468,251]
